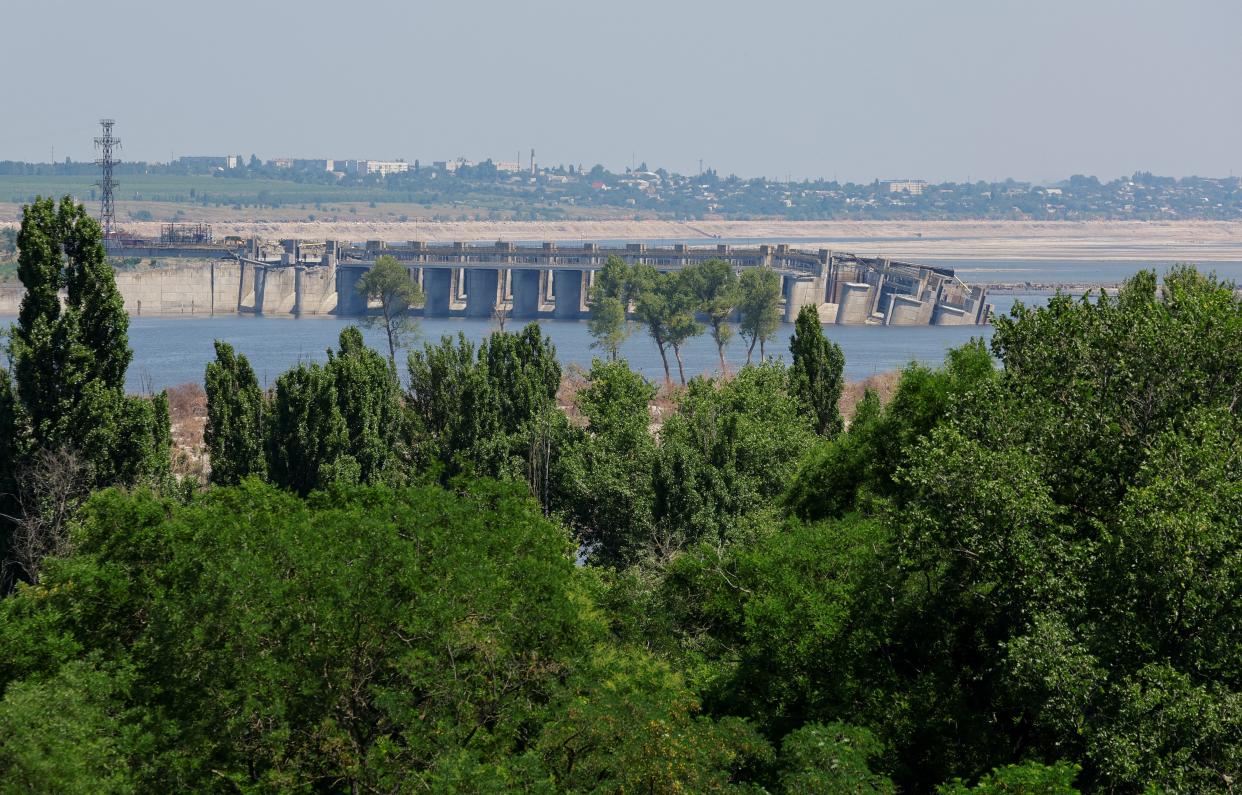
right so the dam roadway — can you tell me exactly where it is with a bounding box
[97,239,992,324]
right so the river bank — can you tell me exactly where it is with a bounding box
[102,219,1242,262]
[3,219,1242,261]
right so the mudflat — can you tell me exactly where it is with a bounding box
[110,219,1242,261]
[4,218,1241,262]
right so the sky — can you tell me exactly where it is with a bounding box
[5,0,1241,183]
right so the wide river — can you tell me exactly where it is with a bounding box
[4,257,1239,393]
[9,293,1029,392]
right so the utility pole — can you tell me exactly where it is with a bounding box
[94,119,121,250]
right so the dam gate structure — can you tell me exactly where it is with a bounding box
[99,238,991,324]
[332,241,991,326]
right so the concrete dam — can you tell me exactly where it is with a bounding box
[2,239,991,325]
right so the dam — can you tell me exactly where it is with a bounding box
[2,239,991,325]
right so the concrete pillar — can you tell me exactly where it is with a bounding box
[293,266,304,316]
[423,267,453,317]
[465,268,500,318]
[335,265,367,316]
[837,282,873,324]
[553,269,585,319]
[782,274,823,323]
[511,269,542,318]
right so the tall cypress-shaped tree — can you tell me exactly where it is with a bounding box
[266,361,351,495]
[3,197,169,587]
[204,341,267,485]
[7,196,168,482]
[264,328,408,494]
[328,327,407,484]
[788,304,846,438]
[481,323,561,435]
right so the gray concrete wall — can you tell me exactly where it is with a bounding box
[837,282,875,324]
[0,261,337,317]
[886,294,927,325]
[423,268,453,317]
[465,268,500,318]
[0,285,23,315]
[552,269,587,319]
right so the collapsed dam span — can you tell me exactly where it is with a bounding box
[2,239,992,325]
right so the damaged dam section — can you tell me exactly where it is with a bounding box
[3,239,992,325]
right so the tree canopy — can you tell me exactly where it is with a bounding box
[2,234,1239,794]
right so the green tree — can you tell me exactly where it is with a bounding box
[631,265,677,384]
[593,253,634,302]
[0,479,597,791]
[355,254,424,368]
[406,332,497,466]
[480,322,561,436]
[865,268,1242,789]
[265,360,352,494]
[2,197,169,585]
[777,722,896,794]
[665,270,706,385]
[653,362,814,546]
[327,326,409,485]
[203,340,266,485]
[588,296,629,360]
[737,266,783,363]
[538,651,771,793]
[551,359,657,566]
[788,303,845,437]
[936,761,1081,794]
[0,660,135,794]
[785,339,996,520]
[265,328,406,494]
[685,259,740,374]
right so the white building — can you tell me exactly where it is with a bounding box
[883,179,928,195]
[353,159,410,176]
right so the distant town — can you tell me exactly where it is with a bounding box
[2,153,1241,222]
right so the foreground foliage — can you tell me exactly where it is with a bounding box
[3,244,1240,792]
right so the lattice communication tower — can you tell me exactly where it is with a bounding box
[94,119,120,247]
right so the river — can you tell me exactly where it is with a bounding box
[4,253,1237,392]
[8,294,1043,393]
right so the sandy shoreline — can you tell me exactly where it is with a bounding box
[137,219,1242,262]
[4,219,1242,262]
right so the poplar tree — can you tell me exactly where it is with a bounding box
[2,196,169,586]
[264,327,407,494]
[204,341,267,485]
[6,196,169,484]
[788,304,845,437]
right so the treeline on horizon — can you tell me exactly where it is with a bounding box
[3,160,1242,222]
[1,197,1240,793]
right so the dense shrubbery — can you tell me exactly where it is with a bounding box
[2,199,1240,792]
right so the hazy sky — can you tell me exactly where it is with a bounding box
[6,0,1240,182]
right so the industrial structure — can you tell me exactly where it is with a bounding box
[106,237,991,324]
[94,119,120,248]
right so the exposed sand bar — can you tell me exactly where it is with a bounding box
[4,219,1241,262]
[119,219,1242,262]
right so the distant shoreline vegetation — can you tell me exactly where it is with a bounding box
[2,161,1240,221]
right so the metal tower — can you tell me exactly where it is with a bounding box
[94,119,120,246]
